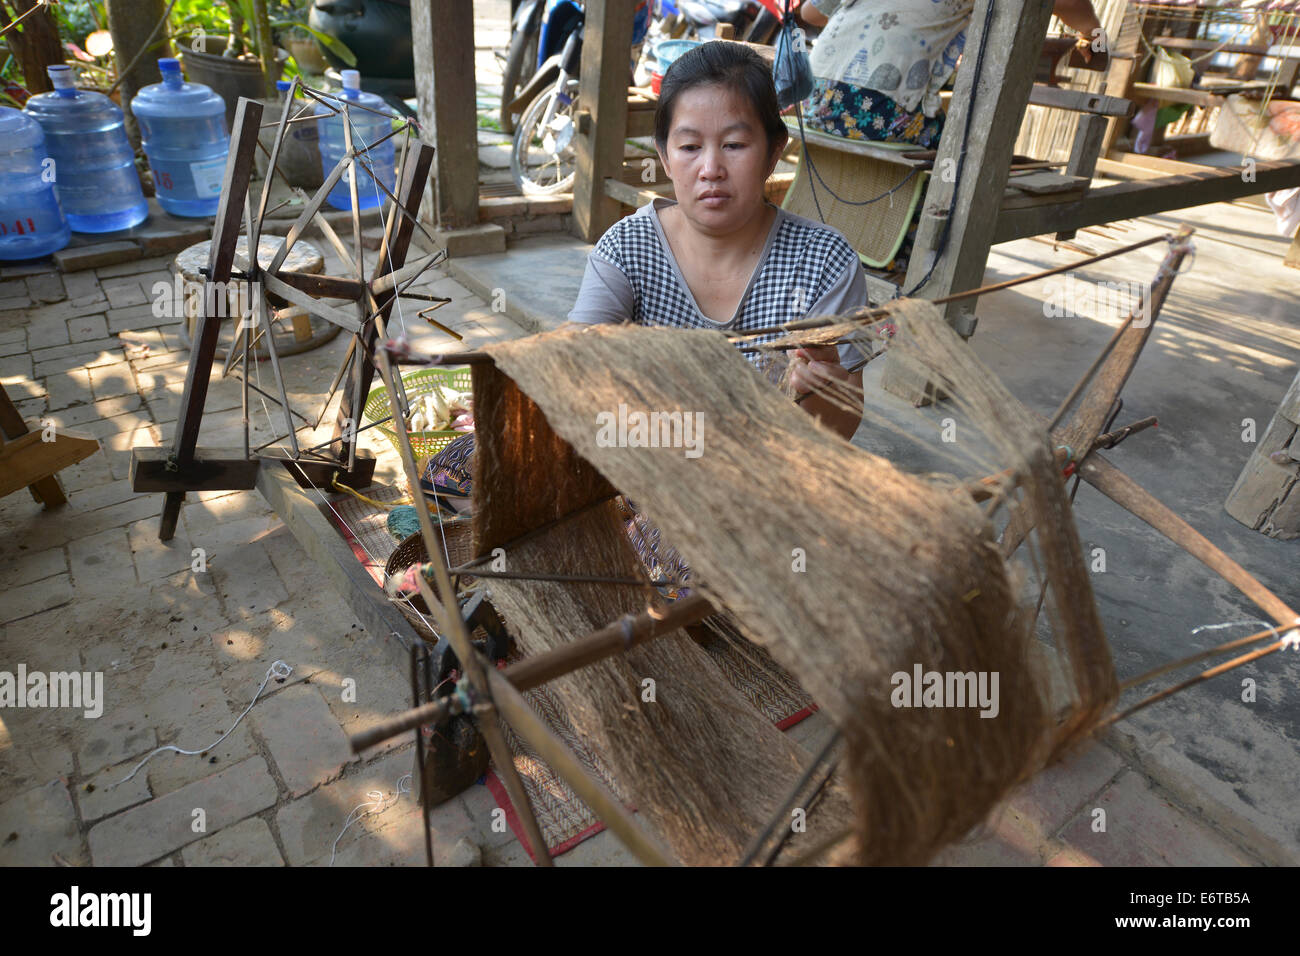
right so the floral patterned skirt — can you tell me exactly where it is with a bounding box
[795,79,948,272]
[421,432,692,600]
[799,78,946,148]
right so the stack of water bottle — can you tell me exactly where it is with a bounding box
[2,61,393,262]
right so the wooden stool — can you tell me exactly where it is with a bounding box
[173,236,342,359]
[0,382,98,509]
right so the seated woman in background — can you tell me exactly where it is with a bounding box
[422,41,869,593]
[796,0,1103,149]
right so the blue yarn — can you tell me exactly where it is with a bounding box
[387,505,422,541]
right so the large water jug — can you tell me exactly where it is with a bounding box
[0,107,71,260]
[24,65,148,233]
[316,70,396,212]
[131,58,230,218]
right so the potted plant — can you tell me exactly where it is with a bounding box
[173,1,350,126]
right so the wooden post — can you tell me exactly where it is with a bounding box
[411,0,478,230]
[105,0,170,147]
[572,0,636,243]
[882,0,1057,403]
[1055,112,1108,241]
[159,98,264,541]
[899,0,1057,321]
[1225,369,1300,540]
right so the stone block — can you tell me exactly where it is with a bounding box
[250,683,353,797]
[0,780,86,866]
[181,816,284,866]
[55,241,142,273]
[87,756,278,866]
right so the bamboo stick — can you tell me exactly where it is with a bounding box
[1077,451,1299,628]
[375,323,555,867]
[485,668,679,867]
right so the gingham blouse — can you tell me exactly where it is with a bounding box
[567,198,868,372]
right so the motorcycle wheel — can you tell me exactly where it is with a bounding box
[511,80,581,197]
[499,26,539,135]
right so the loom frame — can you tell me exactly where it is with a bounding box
[128,86,1297,868]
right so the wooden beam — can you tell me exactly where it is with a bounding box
[130,447,260,492]
[412,0,477,228]
[572,0,637,243]
[1027,84,1134,118]
[1056,112,1109,241]
[160,97,264,541]
[1078,451,1298,628]
[993,160,1300,243]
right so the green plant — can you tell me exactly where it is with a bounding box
[169,0,353,67]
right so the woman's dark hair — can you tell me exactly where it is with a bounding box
[654,41,788,156]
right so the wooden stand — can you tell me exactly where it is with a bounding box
[1225,368,1300,539]
[0,381,99,508]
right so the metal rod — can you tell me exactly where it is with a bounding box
[1100,638,1293,729]
[739,729,841,867]
[349,593,714,749]
[1119,623,1286,692]
[446,567,675,588]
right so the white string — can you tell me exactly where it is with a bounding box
[329,772,412,866]
[110,661,293,789]
[1191,616,1300,652]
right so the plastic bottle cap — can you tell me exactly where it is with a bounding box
[276,80,292,91]
[47,65,75,93]
[341,70,361,92]
[158,58,181,73]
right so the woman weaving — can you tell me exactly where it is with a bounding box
[423,42,868,589]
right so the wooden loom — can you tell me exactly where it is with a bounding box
[130,86,1298,866]
[349,225,1298,867]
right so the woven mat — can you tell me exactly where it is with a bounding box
[328,486,818,858]
[783,142,926,268]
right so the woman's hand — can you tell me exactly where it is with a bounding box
[790,345,848,396]
[790,345,863,440]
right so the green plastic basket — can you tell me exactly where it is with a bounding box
[363,367,474,462]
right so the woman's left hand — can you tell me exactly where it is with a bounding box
[790,345,849,398]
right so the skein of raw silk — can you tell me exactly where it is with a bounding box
[472,306,1115,865]
[471,365,853,865]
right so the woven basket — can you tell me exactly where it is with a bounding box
[364,367,474,462]
[384,521,476,618]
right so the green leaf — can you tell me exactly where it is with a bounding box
[274,21,356,67]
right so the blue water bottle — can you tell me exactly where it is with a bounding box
[23,65,148,233]
[131,58,230,217]
[0,106,71,260]
[316,70,396,211]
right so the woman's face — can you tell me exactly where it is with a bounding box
[657,82,785,236]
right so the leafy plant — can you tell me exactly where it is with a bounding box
[169,0,353,67]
